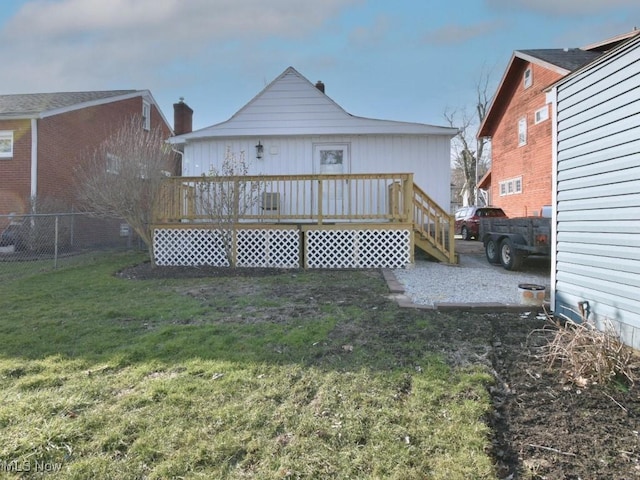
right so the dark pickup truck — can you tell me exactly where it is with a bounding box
[479,216,551,270]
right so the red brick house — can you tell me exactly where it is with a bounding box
[477,31,636,218]
[0,90,174,222]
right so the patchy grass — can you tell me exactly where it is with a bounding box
[0,252,496,479]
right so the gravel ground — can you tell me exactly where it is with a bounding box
[393,251,551,307]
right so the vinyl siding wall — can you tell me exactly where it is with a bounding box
[554,38,640,349]
[183,134,452,210]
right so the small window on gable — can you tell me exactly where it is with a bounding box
[535,105,549,124]
[518,117,527,147]
[0,131,13,158]
[142,100,151,131]
[524,67,532,89]
[518,117,527,146]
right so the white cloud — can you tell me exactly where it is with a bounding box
[422,21,503,46]
[0,0,362,93]
[348,15,392,48]
[486,0,640,16]
[5,0,362,40]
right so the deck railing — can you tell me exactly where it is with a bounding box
[154,173,414,224]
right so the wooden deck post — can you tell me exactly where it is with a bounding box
[403,174,414,223]
[317,179,323,225]
[448,217,456,264]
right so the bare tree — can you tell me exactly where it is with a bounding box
[445,68,493,208]
[75,116,177,261]
[196,147,263,267]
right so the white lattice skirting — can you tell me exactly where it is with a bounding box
[153,227,411,269]
[305,229,411,269]
[154,228,300,268]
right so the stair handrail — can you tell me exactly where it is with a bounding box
[412,184,456,264]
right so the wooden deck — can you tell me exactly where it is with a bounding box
[153,173,456,266]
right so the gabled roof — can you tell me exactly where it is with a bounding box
[555,30,640,90]
[170,67,457,144]
[517,49,601,72]
[478,30,640,139]
[478,49,601,137]
[0,90,170,128]
[582,29,640,53]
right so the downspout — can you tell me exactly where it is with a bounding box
[30,118,38,206]
[170,144,184,175]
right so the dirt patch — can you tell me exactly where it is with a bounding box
[116,263,640,479]
[488,316,640,479]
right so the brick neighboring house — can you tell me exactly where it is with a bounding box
[0,90,180,250]
[0,90,175,220]
[477,31,636,218]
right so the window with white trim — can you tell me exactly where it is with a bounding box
[499,176,523,196]
[142,100,151,131]
[524,67,532,89]
[518,117,527,146]
[535,105,549,124]
[0,131,13,158]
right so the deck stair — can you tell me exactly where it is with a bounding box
[410,184,457,264]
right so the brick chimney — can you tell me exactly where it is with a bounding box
[315,81,325,93]
[173,97,193,135]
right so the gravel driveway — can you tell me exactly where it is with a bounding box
[392,240,551,308]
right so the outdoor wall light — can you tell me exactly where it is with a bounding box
[256,141,264,160]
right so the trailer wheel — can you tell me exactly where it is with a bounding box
[485,238,500,264]
[500,238,523,271]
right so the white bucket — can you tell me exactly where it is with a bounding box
[518,283,546,306]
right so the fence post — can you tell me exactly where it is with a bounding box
[70,208,75,247]
[54,215,59,269]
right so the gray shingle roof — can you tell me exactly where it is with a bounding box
[0,90,138,116]
[518,48,602,72]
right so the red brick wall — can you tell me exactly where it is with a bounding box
[489,63,563,218]
[0,119,33,223]
[36,96,172,210]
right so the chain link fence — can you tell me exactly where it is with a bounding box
[0,213,145,283]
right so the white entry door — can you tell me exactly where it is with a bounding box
[313,143,350,217]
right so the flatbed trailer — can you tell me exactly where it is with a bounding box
[479,216,551,270]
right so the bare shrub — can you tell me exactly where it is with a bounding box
[75,116,178,263]
[540,313,635,388]
[196,148,263,267]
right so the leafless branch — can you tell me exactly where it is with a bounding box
[74,116,177,263]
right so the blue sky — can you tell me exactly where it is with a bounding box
[1,0,639,131]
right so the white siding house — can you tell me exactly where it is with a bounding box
[552,33,640,349]
[169,67,457,210]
